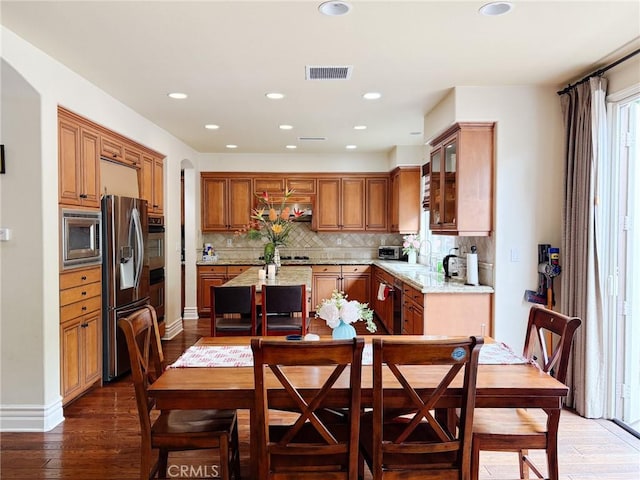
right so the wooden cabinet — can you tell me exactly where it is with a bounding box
[365,177,389,231]
[389,166,421,234]
[197,265,251,316]
[316,178,365,231]
[401,283,424,335]
[428,122,494,236]
[311,265,371,312]
[59,266,102,404]
[423,293,491,336]
[140,154,164,215]
[100,133,124,163]
[371,266,395,334]
[201,174,252,231]
[58,113,101,208]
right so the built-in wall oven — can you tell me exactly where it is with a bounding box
[148,216,165,320]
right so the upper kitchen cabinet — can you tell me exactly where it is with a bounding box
[140,154,164,215]
[365,177,389,231]
[58,110,101,209]
[428,122,494,236]
[316,177,365,231]
[389,166,420,233]
[201,173,252,232]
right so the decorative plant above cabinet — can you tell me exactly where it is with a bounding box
[427,122,494,236]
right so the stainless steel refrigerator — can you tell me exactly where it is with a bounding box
[102,195,149,381]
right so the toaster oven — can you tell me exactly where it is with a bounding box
[378,246,406,260]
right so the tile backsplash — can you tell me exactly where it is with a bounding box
[201,222,404,261]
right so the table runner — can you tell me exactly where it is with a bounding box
[170,341,527,368]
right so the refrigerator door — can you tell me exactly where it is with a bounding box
[103,195,149,308]
[104,297,150,381]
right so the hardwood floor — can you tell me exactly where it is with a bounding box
[1,317,639,479]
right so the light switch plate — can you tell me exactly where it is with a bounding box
[0,228,11,241]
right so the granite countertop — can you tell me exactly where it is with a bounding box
[222,266,312,292]
[374,260,494,294]
[197,259,493,294]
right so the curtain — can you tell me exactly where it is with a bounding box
[560,77,609,417]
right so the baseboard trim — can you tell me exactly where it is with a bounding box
[163,317,184,340]
[182,306,199,321]
[0,398,65,432]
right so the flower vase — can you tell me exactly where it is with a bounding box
[274,246,281,273]
[264,243,275,265]
[408,250,417,264]
[332,320,356,340]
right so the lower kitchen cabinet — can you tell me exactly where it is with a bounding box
[423,293,491,336]
[402,284,424,335]
[311,265,371,312]
[197,265,251,316]
[59,265,102,405]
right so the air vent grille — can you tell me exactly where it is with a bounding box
[305,65,353,80]
[298,137,327,141]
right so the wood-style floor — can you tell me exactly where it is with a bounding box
[1,317,639,479]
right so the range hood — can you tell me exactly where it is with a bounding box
[257,194,314,222]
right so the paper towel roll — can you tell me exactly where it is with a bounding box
[466,253,479,286]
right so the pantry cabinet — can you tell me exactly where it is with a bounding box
[201,174,252,232]
[428,122,494,236]
[58,113,101,209]
[311,265,371,312]
[59,266,102,405]
[389,166,421,233]
[140,154,164,215]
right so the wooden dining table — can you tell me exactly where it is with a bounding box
[149,335,569,479]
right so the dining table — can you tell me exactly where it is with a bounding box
[149,334,569,479]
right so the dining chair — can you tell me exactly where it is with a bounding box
[261,284,308,336]
[251,337,365,479]
[470,305,581,480]
[210,284,258,336]
[360,336,483,479]
[118,305,241,480]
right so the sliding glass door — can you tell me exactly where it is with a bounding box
[612,94,639,434]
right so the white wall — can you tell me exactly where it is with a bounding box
[0,26,198,430]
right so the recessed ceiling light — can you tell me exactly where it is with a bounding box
[285,145,297,150]
[345,145,357,150]
[479,2,514,16]
[168,92,188,99]
[363,92,381,100]
[266,92,285,100]
[279,124,293,130]
[353,125,367,130]
[318,1,351,16]
[204,124,220,130]
[226,144,238,149]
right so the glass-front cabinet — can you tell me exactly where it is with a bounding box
[428,122,494,236]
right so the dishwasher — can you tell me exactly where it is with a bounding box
[393,278,404,334]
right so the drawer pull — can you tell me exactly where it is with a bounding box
[81,306,87,311]
[81,276,87,280]
[81,291,87,296]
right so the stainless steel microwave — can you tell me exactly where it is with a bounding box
[61,209,102,268]
[378,246,406,260]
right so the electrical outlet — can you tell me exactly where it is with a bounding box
[336,238,342,245]
[226,238,232,247]
[510,248,520,262]
[0,228,11,241]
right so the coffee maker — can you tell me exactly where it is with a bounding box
[443,248,459,279]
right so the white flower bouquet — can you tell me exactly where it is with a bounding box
[315,290,376,333]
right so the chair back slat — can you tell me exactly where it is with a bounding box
[368,336,483,478]
[261,284,308,336]
[523,305,581,383]
[252,337,364,479]
[211,285,258,336]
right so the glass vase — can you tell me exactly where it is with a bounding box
[332,319,356,340]
[408,250,417,264]
[274,246,281,272]
[264,242,275,265]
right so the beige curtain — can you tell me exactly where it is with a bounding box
[560,77,608,417]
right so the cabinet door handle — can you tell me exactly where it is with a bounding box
[81,322,88,328]
[153,204,159,208]
[79,194,87,199]
[81,306,87,311]
[81,291,87,296]
[81,276,87,280]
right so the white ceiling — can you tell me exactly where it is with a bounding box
[2,1,639,154]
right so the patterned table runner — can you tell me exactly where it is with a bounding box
[170,342,527,368]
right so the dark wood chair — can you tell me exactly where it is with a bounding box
[210,284,258,336]
[470,305,581,480]
[251,337,365,479]
[261,284,308,336]
[360,336,483,479]
[118,305,241,480]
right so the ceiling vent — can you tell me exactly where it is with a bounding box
[305,65,353,80]
[298,136,327,141]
